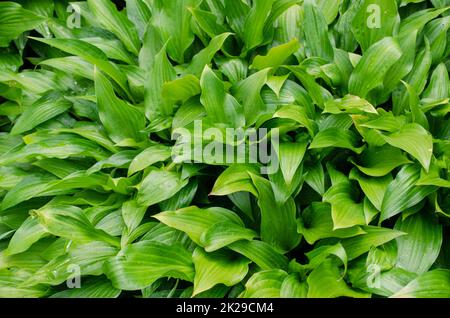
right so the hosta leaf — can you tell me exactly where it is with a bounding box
[128,145,171,176]
[351,0,399,52]
[348,37,402,98]
[31,205,120,247]
[210,164,259,197]
[392,269,450,298]
[350,144,412,177]
[50,278,121,298]
[303,0,334,61]
[200,222,257,252]
[298,202,366,244]
[154,206,243,245]
[137,170,188,207]
[250,38,300,70]
[94,68,145,145]
[229,240,289,271]
[240,269,287,298]
[307,260,369,298]
[395,212,443,274]
[5,217,47,256]
[309,128,364,154]
[382,123,433,171]
[0,2,46,46]
[341,226,405,260]
[104,241,194,290]
[349,168,392,211]
[250,173,300,253]
[192,247,250,296]
[87,0,140,55]
[381,165,437,222]
[323,181,367,229]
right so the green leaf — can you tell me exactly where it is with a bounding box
[382,123,433,171]
[341,226,405,260]
[137,170,188,207]
[251,38,300,70]
[298,202,366,244]
[154,206,243,245]
[303,0,334,61]
[243,0,275,52]
[323,181,367,229]
[391,269,450,298]
[229,240,289,270]
[192,247,250,296]
[50,278,121,298]
[310,128,364,154]
[5,217,47,256]
[307,260,369,298]
[395,212,443,274]
[349,168,392,211]
[200,222,257,252]
[381,164,437,222]
[350,144,412,177]
[351,0,399,52]
[94,68,145,145]
[250,173,300,253]
[211,164,259,197]
[104,241,194,290]
[0,2,46,45]
[87,0,140,55]
[240,269,287,298]
[31,205,120,247]
[349,37,402,98]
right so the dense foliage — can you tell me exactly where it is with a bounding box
[0,0,449,298]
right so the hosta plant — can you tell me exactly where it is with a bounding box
[0,0,449,298]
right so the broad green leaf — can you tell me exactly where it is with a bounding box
[341,226,405,260]
[31,205,120,247]
[0,2,46,46]
[87,0,140,55]
[137,170,188,207]
[298,202,366,244]
[192,247,250,296]
[154,206,243,245]
[210,164,259,197]
[350,144,412,177]
[50,278,121,298]
[381,165,437,222]
[250,38,300,70]
[395,212,443,274]
[150,0,202,63]
[250,173,300,253]
[128,145,171,176]
[240,269,287,298]
[323,181,367,229]
[229,240,289,270]
[200,222,257,252]
[94,69,145,145]
[351,0,399,52]
[200,65,244,127]
[309,128,365,154]
[391,269,450,298]
[349,37,402,98]
[349,168,392,211]
[324,95,378,115]
[303,0,334,61]
[104,241,194,290]
[5,217,47,256]
[243,0,275,52]
[307,260,369,298]
[382,123,433,171]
